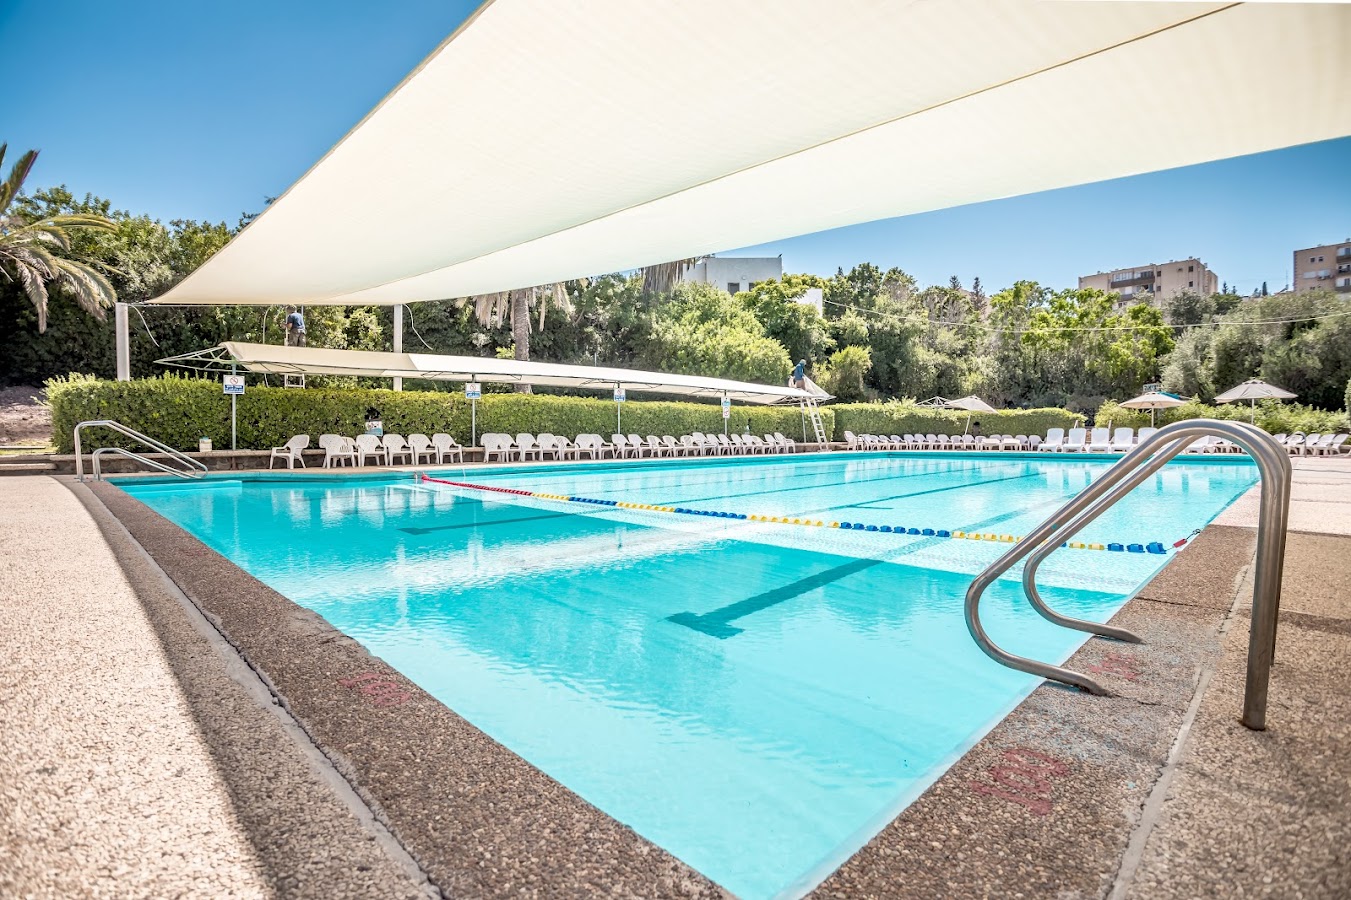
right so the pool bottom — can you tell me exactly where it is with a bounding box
[86,478,1267,900]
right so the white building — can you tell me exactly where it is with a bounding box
[682,256,783,295]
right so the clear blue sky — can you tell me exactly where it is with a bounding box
[6,0,1348,297]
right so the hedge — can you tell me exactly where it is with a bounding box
[46,374,833,453]
[1094,398,1350,434]
[830,401,1080,441]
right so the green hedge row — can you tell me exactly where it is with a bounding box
[1095,398,1349,434]
[46,374,832,453]
[830,401,1081,440]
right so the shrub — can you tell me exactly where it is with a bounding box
[831,400,1079,440]
[1094,397,1349,435]
[46,374,831,453]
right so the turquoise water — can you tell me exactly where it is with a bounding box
[118,453,1257,899]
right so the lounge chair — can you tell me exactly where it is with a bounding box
[1086,428,1111,452]
[1110,428,1134,452]
[843,430,861,451]
[431,433,463,464]
[319,434,354,468]
[1136,427,1159,446]
[383,434,414,465]
[611,434,635,458]
[1027,435,1041,451]
[408,433,437,464]
[576,433,613,459]
[510,433,539,461]
[1284,434,1305,456]
[268,434,310,469]
[354,433,383,466]
[645,436,668,457]
[1063,428,1087,452]
[627,434,648,457]
[1305,434,1335,456]
[1041,428,1064,451]
[715,433,734,454]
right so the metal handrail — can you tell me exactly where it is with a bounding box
[74,419,208,482]
[965,419,1291,730]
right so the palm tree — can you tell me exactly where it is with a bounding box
[0,144,117,332]
[638,258,696,295]
[455,282,573,392]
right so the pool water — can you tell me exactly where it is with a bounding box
[118,453,1257,899]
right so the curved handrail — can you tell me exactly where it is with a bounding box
[91,446,199,480]
[965,419,1291,729]
[74,419,208,481]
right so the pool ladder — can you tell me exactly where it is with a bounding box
[965,419,1291,730]
[74,420,209,482]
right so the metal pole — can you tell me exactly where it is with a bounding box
[114,303,131,381]
[230,363,238,451]
[471,398,477,447]
[393,304,404,391]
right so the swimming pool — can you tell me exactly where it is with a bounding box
[117,452,1257,899]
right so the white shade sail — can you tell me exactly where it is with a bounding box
[157,342,823,404]
[151,1,1351,307]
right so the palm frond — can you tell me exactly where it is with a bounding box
[52,257,116,321]
[44,213,118,233]
[638,259,695,295]
[0,147,38,218]
[12,257,50,332]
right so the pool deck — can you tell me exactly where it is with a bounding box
[1,453,1348,898]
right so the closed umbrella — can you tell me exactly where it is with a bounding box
[1213,379,1297,424]
[1120,390,1186,427]
[944,395,997,434]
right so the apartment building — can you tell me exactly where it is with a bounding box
[682,256,783,295]
[1293,239,1351,293]
[1079,258,1219,308]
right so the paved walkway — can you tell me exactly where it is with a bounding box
[0,477,270,897]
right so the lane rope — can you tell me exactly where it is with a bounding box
[419,475,1185,554]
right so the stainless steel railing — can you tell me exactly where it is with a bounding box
[74,420,208,482]
[965,419,1291,730]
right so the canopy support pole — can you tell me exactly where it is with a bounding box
[230,363,238,451]
[393,304,404,391]
[115,303,130,381]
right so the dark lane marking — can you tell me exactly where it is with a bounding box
[400,511,575,535]
[844,471,1044,508]
[667,556,885,638]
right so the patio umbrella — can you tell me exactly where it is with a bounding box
[1120,390,1186,427]
[1213,378,1297,424]
[944,395,997,434]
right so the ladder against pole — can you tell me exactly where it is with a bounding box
[801,398,829,450]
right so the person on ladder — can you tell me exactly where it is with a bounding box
[792,359,807,391]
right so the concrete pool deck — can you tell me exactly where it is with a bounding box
[1,453,1348,897]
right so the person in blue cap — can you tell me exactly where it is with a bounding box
[792,359,806,390]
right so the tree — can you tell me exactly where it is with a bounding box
[1,145,117,332]
[948,275,962,291]
[738,274,834,364]
[647,282,791,384]
[1261,281,1269,297]
[818,345,872,401]
[455,283,572,391]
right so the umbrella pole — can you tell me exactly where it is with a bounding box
[964,412,972,435]
[1251,398,1256,425]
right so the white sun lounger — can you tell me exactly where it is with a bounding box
[1109,428,1134,452]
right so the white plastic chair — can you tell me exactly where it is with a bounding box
[843,430,860,451]
[407,433,436,464]
[431,433,463,464]
[1041,428,1065,451]
[1063,428,1088,452]
[512,433,540,461]
[318,434,353,468]
[353,433,383,466]
[1110,428,1134,452]
[626,434,647,457]
[383,434,413,465]
[482,434,513,462]
[269,434,310,469]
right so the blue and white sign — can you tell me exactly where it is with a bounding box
[614,387,626,403]
[721,397,731,419]
[465,382,482,400]
[223,375,245,395]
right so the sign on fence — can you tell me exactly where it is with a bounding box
[223,375,245,395]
